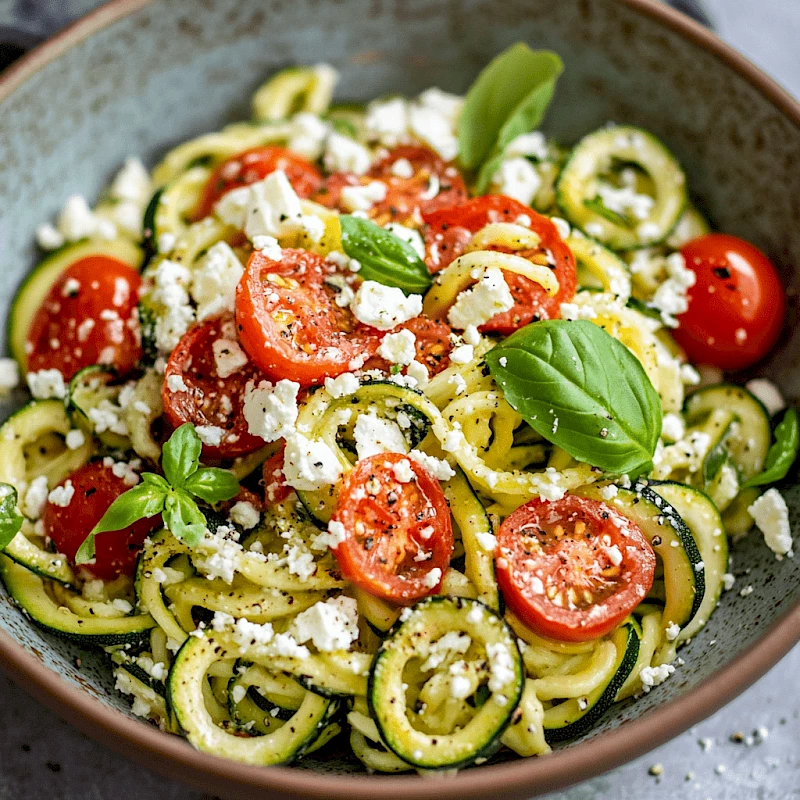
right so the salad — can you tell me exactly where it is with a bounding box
[0,43,796,772]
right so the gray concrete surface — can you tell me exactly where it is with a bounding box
[1,1,799,798]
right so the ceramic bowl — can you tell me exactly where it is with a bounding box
[1,1,798,798]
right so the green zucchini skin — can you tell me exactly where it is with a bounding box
[543,618,641,742]
[7,238,144,371]
[0,555,154,648]
[369,596,523,770]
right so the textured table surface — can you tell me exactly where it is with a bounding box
[1,1,799,798]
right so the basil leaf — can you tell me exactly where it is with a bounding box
[340,215,432,295]
[75,482,167,565]
[0,485,23,550]
[183,467,240,504]
[486,319,662,475]
[743,407,799,488]
[163,489,207,547]
[162,424,202,488]
[459,43,562,186]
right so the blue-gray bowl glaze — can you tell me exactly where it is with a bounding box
[0,1,798,798]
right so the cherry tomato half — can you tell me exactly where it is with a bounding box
[42,461,162,580]
[330,452,453,604]
[496,495,655,642]
[315,145,467,225]
[423,195,577,334]
[674,233,786,370]
[235,248,381,385]
[193,146,323,221]
[162,314,267,459]
[27,256,143,381]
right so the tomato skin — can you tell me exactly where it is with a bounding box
[674,234,786,370]
[315,145,467,224]
[330,452,453,604]
[193,146,323,221]
[496,495,655,643]
[27,257,143,381]
[42,461,161,580]
[162,314,267,459]
[235,248,381,386]
[422,195,577,334]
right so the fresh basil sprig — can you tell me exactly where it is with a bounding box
[339,215,432,295]
[0,485,24,550]
[75,424,239,564]
[743,407,799,488]
[485,319,662,476]
[458,43,563,193]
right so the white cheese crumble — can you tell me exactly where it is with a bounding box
[408,449,455,481]
[166,374,188,393]
[384,223,426,258]
[212,338,248,378]
[242,379,300,441]
[648,252,697,328]
[422,567,442,590]
[55,194,116,242]
[639,663,675,693]
[377,329,417,366]
[311,519,347,551]
[596,179,654,222]
[0,359,19,393]
[506,131,549,160]
[745,379,785,417]
[229,501,260,530]
[447,267,514,330]
[190,242,245,320]
[65,429,86,450]
[491,157,542,205]
[26,369,66,400]
[292,596,359,652]
[486,642,515,693]
[244,170,323,242]
[450,344,474,364]
[287,112,330,160]
[661,412,686,443]
[351,281,423,331]
[665,621,681,641]
[324,372,360,399]
[149,258,195,353]
[340,180,387,213]
[405,360,429,388]
[748,489,793,557]
[47,480,74,508]
[324,132,373,175]
[353,413,408,460]
[283,433,343,491]
[22,476,49,519]
[392,459,415,483]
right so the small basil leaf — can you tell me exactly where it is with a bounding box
[474,72,562,193]
[459,42,562,176]
[162,424,202,488]
[486,319,662,476]
[163,489,207,547]
[183,467,240,504]
[0,485,24,550]
[142,473,171,492]
[75,482,167,565]
[743,407,799,488]
[340,215,432,295]
[703,432,731,486]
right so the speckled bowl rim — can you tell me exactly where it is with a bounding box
[1,1,800,797]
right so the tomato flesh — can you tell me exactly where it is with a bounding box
[162,314,267,459]
[496,495,655,642]
[42,461,161,580]
[674,233,786,370]
[262,447,292,506]
[315,145,467,225]
[193,146,323,221]
[330,452,453,604]
[363,315,454,378]
[27,257,143,381]
[235,248,381,385]
[422,195,577,334]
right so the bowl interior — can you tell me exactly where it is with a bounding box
[0,0,798,786]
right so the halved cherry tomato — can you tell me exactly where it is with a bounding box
[162,314,267,459]
[422,195,577,335]
[364,315,454,378]
[315,145,467,225]
[330,452,453,604]
[42,461,162,580]
[27,257,142,381]
[496,495,655,642]
[235,248,381,385]
[262,447,292,505]
[193,146,323,220]
[673,233,786,370]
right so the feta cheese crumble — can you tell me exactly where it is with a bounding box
[447,267,514,330]
[190,242,244,320]
[293,597,359,652]
[27,369,66,400]
[351,281,423,330]
[283,433,343,491]
[353,413,408,460]
[242,379,300,441]
[377,329,417,365]
[748,489,793,557]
